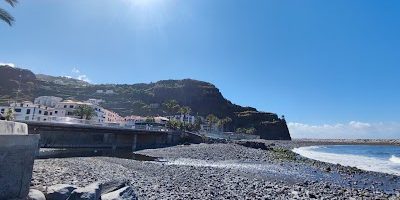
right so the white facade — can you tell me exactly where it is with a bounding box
[0,101,66,122]
[55,100,122,124]
[105,90,114,94]
[1,96,144,129]
[34,96,63,107]
[85,98,103,105]
[95,90,115,94]
[167,114,196,124]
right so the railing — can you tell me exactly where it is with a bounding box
[202,132,260,140]
[19,116,171,132]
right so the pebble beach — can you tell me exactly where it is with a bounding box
[31,140,400,199]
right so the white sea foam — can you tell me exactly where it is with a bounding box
[293,146,400,176]
[389,155,400,164]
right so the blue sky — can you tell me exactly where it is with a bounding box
[1,0,400,138]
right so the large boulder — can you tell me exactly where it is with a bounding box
[101,186,137,200]
[67,183,101,200]
[46,184,77,200]
[100,180,129,195]
[27,189,46,200]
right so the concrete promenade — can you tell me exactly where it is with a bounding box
[19,121,200,151]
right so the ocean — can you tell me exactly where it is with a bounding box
[293,145,400,176]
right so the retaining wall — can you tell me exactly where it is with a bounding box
[0,120,39,200]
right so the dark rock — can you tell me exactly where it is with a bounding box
[325,167,331,172]
[67,182,101,200]
[46,184,77,200]
[235,141,272,150]
[308,193,317,199]
[101,180,129,195]
[101,186,137,200]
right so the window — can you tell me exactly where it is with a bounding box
[64,105,67,108]
[69,105,74,108]
[1,108,4,114]
[26,109,31,114]
[44,111,48,116]
[50,112,53,116]
[14,108,21,112]
[55,111,58,114]
[39,110,42,114]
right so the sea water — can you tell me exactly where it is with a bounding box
[293,145,400,175]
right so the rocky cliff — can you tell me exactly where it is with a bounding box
[0,65,291,140]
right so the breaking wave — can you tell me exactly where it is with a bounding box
[293,146,400,176]
[390,155,400,164]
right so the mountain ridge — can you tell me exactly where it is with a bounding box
[0,65,291,140]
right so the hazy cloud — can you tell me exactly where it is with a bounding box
[68,67,91,83]
[288,121,400,139]
[0,62,15,67]
[77,74,90,82]
[72,67,80,74]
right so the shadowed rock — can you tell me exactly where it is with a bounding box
[101,186,137,200]
[67,182,101,200]
[46,184,77,200]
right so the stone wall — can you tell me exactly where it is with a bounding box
[0,120,28,134]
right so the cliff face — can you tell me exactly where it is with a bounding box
[0,65,291,140]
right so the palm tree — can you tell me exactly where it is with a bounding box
[206,114,219,132]
[4,108,14,121]
[73,105,96,120]
[1,0,18,26]
[218,117,232,132]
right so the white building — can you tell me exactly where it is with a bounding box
[105,90,114,94]
[95,90,115,94]
[55,100,122,124]
[0,101,66,122]
[34,96,63,107]
[85,98,103,105]
[122,115,169,131]
[167,114,196,124]
[1,96,127,128]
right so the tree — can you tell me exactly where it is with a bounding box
[4,108,14,121]
[193,116,202,132]
[1,0,17,26]
[206,114,219,132]
[218,117,232,132]
[179,106,191,116]
[163,100,180,115]
[166,119,182,130]
[73,105,96,120]
[236,127,256,135]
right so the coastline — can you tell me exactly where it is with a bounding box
[31,139,400,199]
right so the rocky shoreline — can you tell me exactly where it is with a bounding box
[31,140,400,199]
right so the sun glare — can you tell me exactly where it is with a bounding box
[127,0,160,8]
